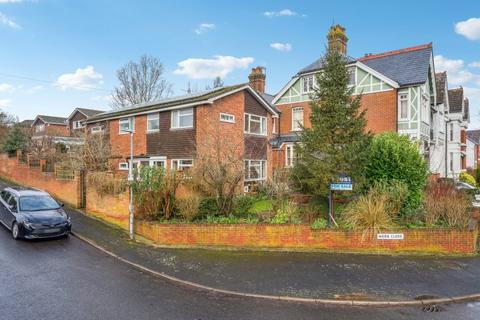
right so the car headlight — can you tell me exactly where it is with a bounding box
[23,221,35,230]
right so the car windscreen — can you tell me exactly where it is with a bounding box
[19,196,60,212]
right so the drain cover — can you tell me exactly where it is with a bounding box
[422,305,445,312]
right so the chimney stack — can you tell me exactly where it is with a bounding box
[248,66,266,94]
[327,24,348,55]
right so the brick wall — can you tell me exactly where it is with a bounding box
[275,90,397,136]
[85,175,130,229]
[0,154,82,207]
[135,222,478,255]
[109,115,148,161]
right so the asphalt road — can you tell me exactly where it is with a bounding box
[0,226,480,319]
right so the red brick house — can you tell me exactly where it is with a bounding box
[66,107,104,136]
[85,83,279,189]
[269,25,444,175]
[31,115,69,137]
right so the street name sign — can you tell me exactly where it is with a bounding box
[377,233,404,240]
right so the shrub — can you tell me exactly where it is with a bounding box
[365,132,429,215]
[198,197,219,216]
[311,218,328,229]
[132,166,181,220]
[460,171,476,187]
[476,167,480,186]
[205,214,260,224]
[176,193,201,222]
[342,185,393,235]
[270,201,300,224]
[424,181,471,228]
[373,180,409,218]
[88,172,128,197]
[233,195,255,215]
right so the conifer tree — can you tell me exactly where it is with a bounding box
[292,49,371,197]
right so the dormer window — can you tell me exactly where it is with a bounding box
[302,75,315,93]
[35,124,45,133]
[73,120,84,129]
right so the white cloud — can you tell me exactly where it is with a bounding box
[0,83,14,93]
[194,23,215,35]
[270,42,292,52]
[455,17,480,41]
[0,99,11,108]
[56,65,104,91]
[469,61,480,68]
[435,54,480,128]
[0,0,25,3]
[174,55,254,79]
[0,11,20,29]
[434,55,478,85]
[26,85,43,94]
[264,9,298,18]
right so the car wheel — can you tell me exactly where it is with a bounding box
[12,222,20,240]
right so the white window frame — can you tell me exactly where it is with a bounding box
[149,156,166,168]
[291,107,304,131]
[272,117,277,134]
[118,162,129,171]
[119,117,134,134]
[220,112,235,123]
[73,120,84,129]
[147,113,160,133]
[90,126,103,134]
[171,159,193,171]
[348,67,356,87]
[302,75,315,93]
[171,108,194,129]
[244,113,267,136]
[35,124,45,133]
[285,144,296,168]
[244,159,267,181]
[398,93,409,120]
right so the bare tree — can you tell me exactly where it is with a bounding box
[111,55,173,109]
[61,131,112,171]
[213,76,224,88]
[191,122,267,215]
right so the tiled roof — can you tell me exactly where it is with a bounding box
[297,55,356,75]
[435,72,447,105]
[77,108,105,117]
[295,43,433,88]
[467,129,480,144]
[358,43,432,87]
[269,134,302,149]
[261,93,280,113]
[37,115,67,125]
[448,88,464,113]
[87,84,277,122]
[18,119,33,127]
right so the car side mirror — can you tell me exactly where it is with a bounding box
[9,205,16,212]
[60,203,64,208]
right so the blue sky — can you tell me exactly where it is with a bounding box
[0,0,480,127]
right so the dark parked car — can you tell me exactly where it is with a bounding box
[0,186,71,240]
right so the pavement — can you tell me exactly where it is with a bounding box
[67,207,480,303]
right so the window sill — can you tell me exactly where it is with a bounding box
[170,127,194,131]
[146,130,160,134]
[244,132,267,137]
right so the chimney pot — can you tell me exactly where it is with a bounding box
[327,24,348,55]
[248,66,266,94]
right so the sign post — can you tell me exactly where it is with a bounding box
[328,175,353,228]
